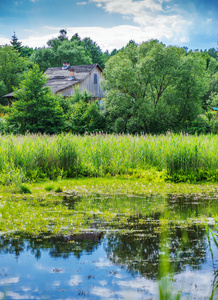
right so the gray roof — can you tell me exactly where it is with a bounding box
[3,64,102,98]
[45,64,101,93]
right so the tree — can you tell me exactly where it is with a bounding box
[57,40,92,66]
[71,33,82,44]
[58,29,68,41]
[81,37,106,68]
[29,47,58,72]
[0,46,28,101]
[7,64,65,134]
[20,46,34,58]
[103,40,207,133]
[10,32,22,52]
[65,88,105,134]
[30,40,92,72]
[47,29,68,49]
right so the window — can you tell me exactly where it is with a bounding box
[94,73,97,84]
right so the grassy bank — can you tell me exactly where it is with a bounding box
[0,133,218,184]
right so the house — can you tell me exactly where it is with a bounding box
[45,63,104,100]
[212,107,218,111]
[3,63,104,100]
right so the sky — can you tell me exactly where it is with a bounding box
[0,0,217,52]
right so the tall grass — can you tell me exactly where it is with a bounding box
[0,132,218,184]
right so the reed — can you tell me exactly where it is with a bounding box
[0,132,217,184]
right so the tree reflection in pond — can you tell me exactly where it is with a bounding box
[0,192,217,299]
[104,223,207,279]
[0,232,104,260]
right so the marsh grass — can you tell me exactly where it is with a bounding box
[0,133,217,184]
[206,225,218,299]
[18,184,32,194]
[158,242,182,300]
[44,184,55,191]
[55,186,63,193]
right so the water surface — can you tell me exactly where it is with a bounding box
[0,193,218,299]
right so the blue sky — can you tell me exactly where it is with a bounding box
[0,0,217,52]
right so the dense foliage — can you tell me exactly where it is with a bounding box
[103,40,214,133]
[0,31,218,135]
[7,65,65,134]
[0,46,30,103]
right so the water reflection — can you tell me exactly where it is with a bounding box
[104,224,207,279]
[0,233,103,260]
[0,192,218,299]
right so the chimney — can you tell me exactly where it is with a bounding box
[68,68,75,80]
[70,68,74,77]
[62,62,70,69]
[62,62,67,69]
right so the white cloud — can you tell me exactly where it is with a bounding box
[0,0,194,51]
[91,286,113,298]
[77,1,87,5]
[68,275,83,286]
[0,276,19,285]
[5,22,190,52]
[90,0,192,46]
[92,0,163,15]
[14,1,23,5]
[6,291,39,299]
[0,37,10,46]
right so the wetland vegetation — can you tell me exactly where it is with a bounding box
[1,133,218,299]
[0,178,218,299]
[1,27,218,300]
[1,133,218,186]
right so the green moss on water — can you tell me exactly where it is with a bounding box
[0,178,217,237]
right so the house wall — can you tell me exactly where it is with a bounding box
[57,66,104,99]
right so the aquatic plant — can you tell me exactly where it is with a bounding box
[55,186,63,193]
[45,183,55,191]
[206,225,218,299]
[18,184,32,194]
[0,133,217,183]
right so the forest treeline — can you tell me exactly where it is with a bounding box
[0,30,218,134]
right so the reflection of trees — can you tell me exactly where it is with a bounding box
[104,219,207,279]
[0,232,103,260]
[167,194,215,219]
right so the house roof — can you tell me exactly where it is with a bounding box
[45,64,102,93]
[3,64,102,98]
[212,107,218,111]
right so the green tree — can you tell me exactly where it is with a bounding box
[30,40,92,72]
[7,64,65,134]
[47,29,68,49]
[10,32,34,58]
[65,88,105,134]
[82,37,106,68]
[29,47,58,72]
[58,29,68,41]
[171,55,208,129]
[20,46,34,58]
[0,46,28,100]
[70,33,82,44]
[57,40,92,66]
[103,40,207,133]
[10,32,22,52]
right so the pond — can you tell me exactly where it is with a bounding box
[0,193,218,299]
